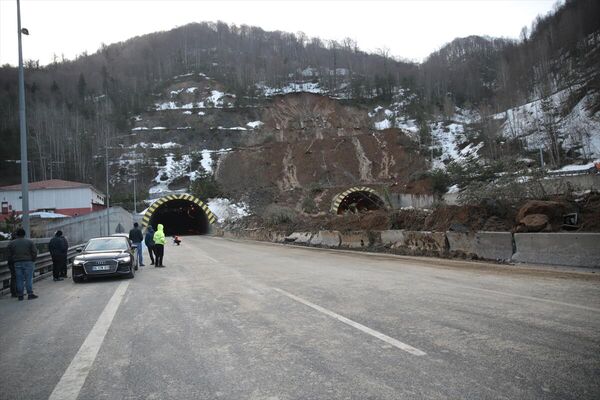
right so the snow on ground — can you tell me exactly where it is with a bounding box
[155,90,234,110]
[207,198,250,222]
[155,101,178,110]
[374,119,392,130]
[132,142,182,149]
[200,148,232,174]
[182,111,192,115]
[246,121,264,129]
[132,127,149,131]
[217,126,247,131]
[197,111,205,116]
[493,88,600,158]
[152,127,167,130]
[149,154,193,195]
[368,106,383,118]
[186,87,198,93]
[430,118,482,169]
[395,118,419,134]
[257,82,324,97]
[548,161,598,173]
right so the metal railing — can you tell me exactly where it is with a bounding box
[0,244,84,296]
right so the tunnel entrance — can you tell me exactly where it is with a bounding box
[332,187,385,215]
[142,194,216,235]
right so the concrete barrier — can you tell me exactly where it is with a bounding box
[380,230,406,247]
[310,231,341,247]
[285,232,313,244]
[513,233,600,268]
[447,231,513,261]
[340,231,370,248]
[401,231,448,255]
[476,232,514,261]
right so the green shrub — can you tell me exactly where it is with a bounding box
[263,204,297,225]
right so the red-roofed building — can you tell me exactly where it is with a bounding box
[0,179,105,220]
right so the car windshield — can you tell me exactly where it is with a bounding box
[85,237,128,252]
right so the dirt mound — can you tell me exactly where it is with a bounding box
[390,209,430,230]
[423,205,488,232]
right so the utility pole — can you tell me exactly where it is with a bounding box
[133,176,137,214]
[17,0,30,237]
[105,135,110,235]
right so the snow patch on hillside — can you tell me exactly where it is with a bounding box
[246,121,264,129]
[494,89,600,158]
[257,82,324,97]
[207,198,250,222]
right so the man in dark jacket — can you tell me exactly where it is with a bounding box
[8,228,38,300]
[49,230,68,281]
[144,225,155,265]
[129,222,144,266]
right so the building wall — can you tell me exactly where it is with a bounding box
[0,187,97,214]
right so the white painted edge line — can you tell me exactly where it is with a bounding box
[48,281,130,400]
[274,288,426,356]
[455,285,600,313]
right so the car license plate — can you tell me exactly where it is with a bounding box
[93,265,110,271]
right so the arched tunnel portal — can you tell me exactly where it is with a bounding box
[331,186,385,215]
[142,194,217,235]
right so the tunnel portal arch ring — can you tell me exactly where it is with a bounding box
[330,186,382,214]
[142,194,217,227]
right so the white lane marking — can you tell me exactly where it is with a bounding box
[205,255,219,263]
[274,288,426,356]
[454,285,600,313]
[49,281,130,400]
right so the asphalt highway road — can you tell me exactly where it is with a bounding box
[1,236,599,400]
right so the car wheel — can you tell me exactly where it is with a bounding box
[127,266,135,279]
[73,275,84,283]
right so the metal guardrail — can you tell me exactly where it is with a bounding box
[0,244,84,295]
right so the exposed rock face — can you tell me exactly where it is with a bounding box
[216,93,428,209]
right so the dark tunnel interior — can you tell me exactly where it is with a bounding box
[337,191,385,215]
[148,199,210,235]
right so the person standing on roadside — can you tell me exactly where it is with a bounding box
[129,222,144,267]
[152,224,166,268]
[49,230,68,281]
[144,225,155,265]
[7,232,18,297]
[8,228,38,301]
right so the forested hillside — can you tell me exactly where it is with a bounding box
[0,0,598,212]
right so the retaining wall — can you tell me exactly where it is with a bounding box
[43,207,134,245]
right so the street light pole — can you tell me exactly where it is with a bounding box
[105,135,110,235]
[16,0,30,237]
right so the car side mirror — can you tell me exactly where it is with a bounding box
[76,248,82,253]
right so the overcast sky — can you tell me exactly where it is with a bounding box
[0,0,558,66]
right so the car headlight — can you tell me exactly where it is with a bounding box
[117,255,132,263]
[73,258,85,266]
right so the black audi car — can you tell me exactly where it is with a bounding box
[72,236,138,282]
